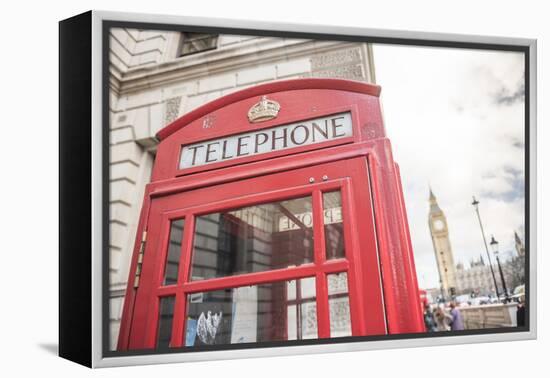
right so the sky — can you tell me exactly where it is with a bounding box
[372,44,525,289]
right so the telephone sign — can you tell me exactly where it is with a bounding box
[179,112,352,169]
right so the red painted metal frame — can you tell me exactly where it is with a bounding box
[394,164,426,332]
[117,78,425,352]
[367,146,424,334]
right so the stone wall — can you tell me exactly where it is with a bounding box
[459,303,518,329]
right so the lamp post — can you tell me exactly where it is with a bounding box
[439,279,445,303]
[471,196,500,301]
[490,235,510,302]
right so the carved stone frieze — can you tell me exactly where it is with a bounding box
[164,96,182,124]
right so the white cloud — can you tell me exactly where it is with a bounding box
[373,44,525,289]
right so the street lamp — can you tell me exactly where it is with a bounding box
[471,196,500,301]
[490,235,510,302]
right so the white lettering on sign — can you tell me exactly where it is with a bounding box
[278,207,342,232]
[179,112,352,169]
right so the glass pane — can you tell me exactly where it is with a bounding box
[157,296,175,348]
[190,196,313,281]
[163,219,185,285]
[184,277,317,346]
[323,191,345,259]
[328,272,352,337]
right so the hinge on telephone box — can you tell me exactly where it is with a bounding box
[133,230,147,288]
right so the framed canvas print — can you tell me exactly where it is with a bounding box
[59,10,537,368]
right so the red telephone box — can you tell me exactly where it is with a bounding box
[117,78,425,351]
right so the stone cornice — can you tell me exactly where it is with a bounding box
[112,37,366,95]
[109,63,123,95]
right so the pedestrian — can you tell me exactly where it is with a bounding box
[423,304,437,332]
[449,301,465,331]
[434,306,452,331]
[516,296,526,327]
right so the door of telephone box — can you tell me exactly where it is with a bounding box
[123,157,386,350]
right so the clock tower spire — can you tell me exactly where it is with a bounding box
[428,189,458,299]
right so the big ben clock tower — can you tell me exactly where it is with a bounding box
[428,189,458,298]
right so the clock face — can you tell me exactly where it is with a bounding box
[434,219,445,231]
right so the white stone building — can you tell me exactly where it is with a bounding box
[108,27,376,350]
[455,257,496,296]
[455,254,523,297]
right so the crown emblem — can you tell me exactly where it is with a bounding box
[247,96,280,123]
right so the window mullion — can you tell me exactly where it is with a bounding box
[178,214,195,285]
[169,292,185,348]
[312,190,326,266]
[313,189,330,337]
[172,214,194,348]
[182,264,317,294]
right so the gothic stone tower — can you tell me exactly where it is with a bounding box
[428,189,458,298]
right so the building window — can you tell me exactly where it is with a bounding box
[178,33,218,57]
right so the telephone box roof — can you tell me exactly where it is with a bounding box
[156,78,381,141]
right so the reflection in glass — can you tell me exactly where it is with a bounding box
[190,196,313,281]
[328,272,352,337]
[323,191,345,259]
[157,296,175,349]
[184,277,317,347]
[163,219,185,285]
